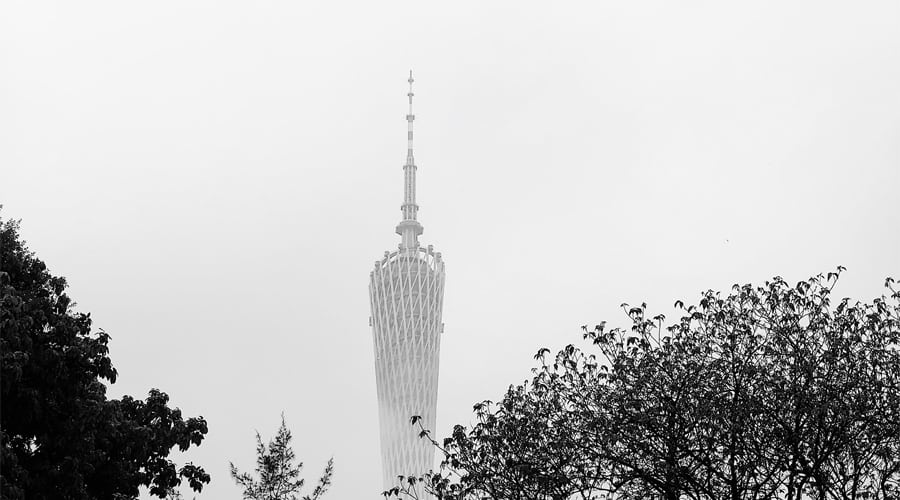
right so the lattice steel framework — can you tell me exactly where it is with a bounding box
[369,71,445,493]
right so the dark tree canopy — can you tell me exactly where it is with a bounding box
[391,270,900,500]
[0,216,209,499]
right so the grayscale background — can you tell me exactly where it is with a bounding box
[1,2,898,499]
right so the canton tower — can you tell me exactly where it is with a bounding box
[369,71,446,492]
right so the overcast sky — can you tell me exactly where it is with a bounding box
[2,1,899,499]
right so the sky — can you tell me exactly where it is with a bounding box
[2,1,899,498]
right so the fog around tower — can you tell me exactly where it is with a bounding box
[2,2,899,499]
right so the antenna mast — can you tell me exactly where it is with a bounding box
[396,70,423,248]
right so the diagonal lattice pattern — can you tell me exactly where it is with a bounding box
[369,245,445,492]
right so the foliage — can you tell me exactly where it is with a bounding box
[386,269,900,500]
[230,414,334,500]
[0,216,209,499]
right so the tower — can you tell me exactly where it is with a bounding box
[369,71,445,493]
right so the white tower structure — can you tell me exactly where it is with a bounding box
[369,71,446,493]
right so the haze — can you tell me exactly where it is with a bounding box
[2,2,898,498]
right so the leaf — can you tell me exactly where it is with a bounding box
[534,348,551,361]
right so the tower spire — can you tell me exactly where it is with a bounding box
[397,70,423,249]
[407,70,415,165]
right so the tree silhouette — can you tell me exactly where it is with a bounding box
[387,269,900,500]
[0,215,209,499]
[230,414,334,500]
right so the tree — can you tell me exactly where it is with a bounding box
[387,269,900,500]
[0,215,210,499]
[230,414,334,500]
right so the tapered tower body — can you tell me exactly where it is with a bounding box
[369,72,445,493]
